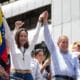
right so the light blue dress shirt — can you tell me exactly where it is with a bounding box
[43,23,80,80]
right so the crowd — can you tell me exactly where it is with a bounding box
[0,10,80,80]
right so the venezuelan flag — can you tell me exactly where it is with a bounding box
[0,8,8,63]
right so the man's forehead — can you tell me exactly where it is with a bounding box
[58,35,68,42]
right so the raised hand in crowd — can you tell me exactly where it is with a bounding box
[15,20,24,29]
[39,11,48,24]
[0,65,9,80]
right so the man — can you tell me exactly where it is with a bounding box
[39,11,80,80]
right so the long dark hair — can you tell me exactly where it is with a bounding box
[15,28,29,48]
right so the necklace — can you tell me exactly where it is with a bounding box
[20,47,25,61]
[23,52,25,60]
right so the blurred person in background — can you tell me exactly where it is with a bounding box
[31,50,43,80]
[71,41,80,63]
[34,49,51,80]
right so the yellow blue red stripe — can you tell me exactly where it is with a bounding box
[0,8,8,62]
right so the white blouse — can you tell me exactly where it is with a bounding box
[3,17,42,70]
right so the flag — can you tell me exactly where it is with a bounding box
[0,8,8,63]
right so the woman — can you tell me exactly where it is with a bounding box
[3,15,42,80]
[34,49,51,80]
